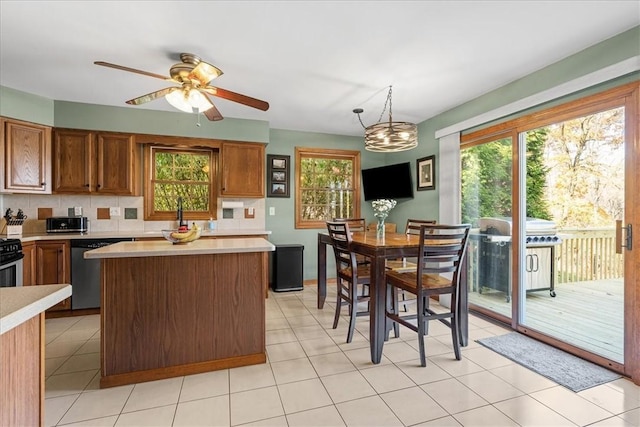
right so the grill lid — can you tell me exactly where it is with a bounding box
[478,217,557,236]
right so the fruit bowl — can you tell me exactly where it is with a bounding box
[161,226,202,244]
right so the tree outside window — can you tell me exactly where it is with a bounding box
[295,147,361,229]
[144,145,217,220]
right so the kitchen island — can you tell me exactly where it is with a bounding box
[1,284,72,426]
[85,237,275,388]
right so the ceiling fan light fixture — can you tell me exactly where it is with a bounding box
[353,86,418,153]
[165,87,211,113]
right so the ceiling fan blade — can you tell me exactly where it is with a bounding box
[198,91,224,121]
[94,61,172,81]
[203,104,224,121]
[202,86,269,111]
[189,61,223,85]
[126,87,177,105]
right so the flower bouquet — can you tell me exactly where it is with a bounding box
[371,199,397,237]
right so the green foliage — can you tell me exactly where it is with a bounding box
[300,157,355,220]
[153,150,211,212]
[461,131,552,225]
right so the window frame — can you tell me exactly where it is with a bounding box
[295,147,361,229]
[143,144,218,221]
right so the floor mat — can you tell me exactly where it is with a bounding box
[477,332,620,392]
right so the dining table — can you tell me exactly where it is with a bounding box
[317,230,469,364]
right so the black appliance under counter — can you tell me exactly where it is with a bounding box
[70,238,133,309]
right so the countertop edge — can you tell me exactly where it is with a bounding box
[84,238,276,259]
[0,285,72,335]
[4,230,272,242]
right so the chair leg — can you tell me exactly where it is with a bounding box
[333,281,342,330]
[416,292,427,367]
[346,283,358,343]
[451,313,461,360]
[384,284,399,341]
[392,286,399,338]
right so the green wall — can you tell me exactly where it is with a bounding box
[265,128,384,279]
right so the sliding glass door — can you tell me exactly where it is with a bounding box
[460,81,639,377]
[519,106,625,363]
[462,135,513,321]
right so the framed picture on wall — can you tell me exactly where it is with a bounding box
[417,155,436,191]
[267,154,290,197]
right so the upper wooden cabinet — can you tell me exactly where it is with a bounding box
[53,129,140,195]
[0,117,52,194]
[220,142,265,198]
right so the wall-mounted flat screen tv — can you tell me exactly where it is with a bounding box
[361,162,414,201]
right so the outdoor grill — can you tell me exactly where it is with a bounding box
[477,217,561,302]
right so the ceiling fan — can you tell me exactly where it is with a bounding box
[94,53,269,121]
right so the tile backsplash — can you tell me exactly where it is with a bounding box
[0,194,265,233]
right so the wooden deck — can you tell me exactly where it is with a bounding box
[468,278,624,363]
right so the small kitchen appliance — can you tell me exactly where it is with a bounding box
[46,217,89,233]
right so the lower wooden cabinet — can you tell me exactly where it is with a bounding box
[21,241,36,287]
[35,241,70,311]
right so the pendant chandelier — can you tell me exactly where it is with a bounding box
[353,86,418,152]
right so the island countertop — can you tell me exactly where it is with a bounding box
[0,284,72,335]
[84,237,275,259]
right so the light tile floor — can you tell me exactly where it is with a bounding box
[43,286,640,427]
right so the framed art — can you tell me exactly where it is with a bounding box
[267,154,290,197]
[417,155,436,191]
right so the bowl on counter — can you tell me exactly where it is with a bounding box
[161,227,202,244]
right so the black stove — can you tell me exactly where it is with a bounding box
[0,238,23,265]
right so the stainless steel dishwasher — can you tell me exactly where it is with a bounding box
[70,238,133,309]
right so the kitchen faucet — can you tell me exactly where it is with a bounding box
[177,197,187,228]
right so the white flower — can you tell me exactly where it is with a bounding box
[372,199,397,219]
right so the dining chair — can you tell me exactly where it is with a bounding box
[333,218,369,266]
[385,223,471,366]
[326,221,372,343]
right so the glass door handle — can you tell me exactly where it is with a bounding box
[615,220,632,254]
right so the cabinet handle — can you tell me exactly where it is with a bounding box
[41,182,46,186]
[97,184,101,189]
[85,184,90,187]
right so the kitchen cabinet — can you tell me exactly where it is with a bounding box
[35,240,70,311]
[22,241,36,287]
[53,129,140,195]
[0,117,52,194]
[220,142,265,197]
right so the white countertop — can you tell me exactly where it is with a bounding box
[5,229,271,242]
[84,237,275,259]
[0,284,72,335]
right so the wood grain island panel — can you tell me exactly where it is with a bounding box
[93,239,273,388]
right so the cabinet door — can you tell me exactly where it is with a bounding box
[53,129,93,193]
[220,142,265,197]
[525,247,552,290]
[1,118,52,194]
[22,242,36,286]
[96,133,138,195]
[35,241,70,311]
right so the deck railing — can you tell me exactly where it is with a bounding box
[556,227,624,283]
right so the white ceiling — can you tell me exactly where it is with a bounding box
[1,1,638,137]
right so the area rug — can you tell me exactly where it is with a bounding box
[477,332,620,392]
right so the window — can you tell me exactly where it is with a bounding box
[295,147,361,229]
[144,145,218,220]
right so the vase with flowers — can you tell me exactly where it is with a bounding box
[371,199,397,238]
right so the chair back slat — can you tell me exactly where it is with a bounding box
[405,219,437,235]
[417,224,471,286]
[326,221,359,276]
[333,218,366,232]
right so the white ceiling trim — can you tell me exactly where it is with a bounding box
[435,56,640,139]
